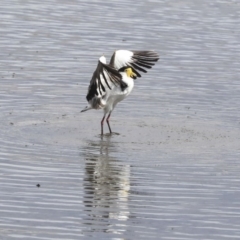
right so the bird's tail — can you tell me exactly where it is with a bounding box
[81,106,93,112]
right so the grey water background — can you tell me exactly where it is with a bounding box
[1,0,240,239]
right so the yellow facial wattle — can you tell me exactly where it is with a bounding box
[126,67,136,78]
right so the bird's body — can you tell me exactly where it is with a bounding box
[102,70,134,114]
[81,50,159,135]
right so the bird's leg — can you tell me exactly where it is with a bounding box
[101,115,106,135]
[106,112,112,134]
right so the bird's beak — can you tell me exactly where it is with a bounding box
[130,68,137,78]
[130,72,137,78]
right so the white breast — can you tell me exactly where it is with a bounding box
[121,72,134,97]
[103,73,134,114]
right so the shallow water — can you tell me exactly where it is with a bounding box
[1,0,240,239]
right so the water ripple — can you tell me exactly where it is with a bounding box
[1,0,240,239]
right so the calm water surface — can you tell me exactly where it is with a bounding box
[1,0,240,239]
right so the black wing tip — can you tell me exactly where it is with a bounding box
[132,50,159,60]
[130,50,159,76]
[86,90,97,102]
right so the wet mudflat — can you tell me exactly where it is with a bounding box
[1,0,240,239]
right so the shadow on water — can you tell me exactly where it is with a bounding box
[82,136,131,234]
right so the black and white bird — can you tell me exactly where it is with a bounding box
[81,50,159,135]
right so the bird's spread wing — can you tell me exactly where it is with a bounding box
[86,59,126,103]
[109,50,159,77]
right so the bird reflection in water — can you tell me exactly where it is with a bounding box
[83,136,130,234]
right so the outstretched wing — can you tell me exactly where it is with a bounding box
[86,59,126,103]
[109,50,159,78]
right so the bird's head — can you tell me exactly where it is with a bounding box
[119,66,137,79]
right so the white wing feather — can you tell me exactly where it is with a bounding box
[111,50,133,69]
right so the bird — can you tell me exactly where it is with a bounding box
[81,50,159,135]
